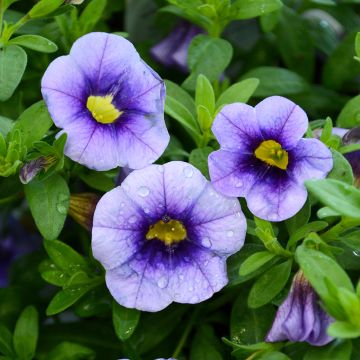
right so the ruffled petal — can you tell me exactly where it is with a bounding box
[208,150,259,197]
[288,138,333,184]
[212,103,261,152]
[255,96,308,149]
[246,170,308,221]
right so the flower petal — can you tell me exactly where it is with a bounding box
[208,150,259,197]
[255,96,308,149]
[212,103,261,152]
[246,171,308,221]
[288,138,333,184]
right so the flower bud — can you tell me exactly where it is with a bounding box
[19,155,57,184]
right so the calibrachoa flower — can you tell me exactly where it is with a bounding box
[150,22,203,72]
[92,161,246,312]
[266,271,334,346]
[208,96,333,221]
[42,32,169,171]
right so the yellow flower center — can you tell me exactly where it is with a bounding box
[254,140,289,170]
[146,219,187,246]
[86,95,122,124]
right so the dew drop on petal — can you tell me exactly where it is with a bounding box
[179,274,184,281]
[190,295,199,302]
[128,215,137,224]
[235,179,243,188]
[183,166,194,178]
[227,230,234,237]
[189,286,194,291]
[202,237,212,248]
[157,166,164,173]
[184,256,191,262]
[138,186,150,197]
[157,276,168,289]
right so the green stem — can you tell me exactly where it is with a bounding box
[0,0,4,39]
[172,307,201,358]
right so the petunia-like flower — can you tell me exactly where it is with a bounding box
[150,22,203,73]
[266,271,334,346]
[92,161,246,312]
[41,32,169,171]
[208,96,333,222]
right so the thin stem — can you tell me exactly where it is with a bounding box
[172,307,201,358]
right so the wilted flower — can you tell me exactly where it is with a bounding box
[19,155,57,184]
[150,22,203,72]
[42,32,169,171]
[68,193,100,230]
[208,96,333,221]
[92,161,246,312]
[266,271,334,346]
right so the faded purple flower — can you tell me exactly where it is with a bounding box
[266,271,334,346]
[42,32,169,171]
[150,22,203,72]
[92,161,246,312]
[208,96,333,222]
[19,155,56,184]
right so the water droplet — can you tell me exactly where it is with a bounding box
[227,230,234,237]
[157,166,164,173]
[189,286,194,291]
[157,276,168,289]
[353,250,360,257]
[183,166,194,178]
[138,186,150,197]
[202,237,212,248]
[120,202,125,208]
[235,180,243,188]
[144,207,150,214]
[128,215,137,224]
[184,256,190,262]
[56,204,67,215]
[203,260,209,266]
[179,274,184,281]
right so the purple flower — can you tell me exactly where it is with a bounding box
[208,96,333,222]
[41,32,169,171]
[150,22,203,72]
[266,271,334,346]
[92,161,246,312]
[19,155,56,184]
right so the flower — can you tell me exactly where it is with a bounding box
[68,193,100,230]
[208,96,333,222]
[19,155,57,184]
[266,271,334,346]
[92,161,246,312]
[41,32,169,171]
[150,22,203,73]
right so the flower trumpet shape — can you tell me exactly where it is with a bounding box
[266,271,334,346]
[42,32,169,171]
[92,161,246,312]
[208,96,333,221]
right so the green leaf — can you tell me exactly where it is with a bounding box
[215,78,259,109]
[183,35,233,90]
[242,67,309,96]
[248,259,292,308]
[337,94,360,128]
[304,340,352,360]
[164,80,196,117]
[285,200,310,236]
[78,0,107,34]
[0,45,27,101]
[29,0,64,18]
[231,0,283,20]
[43,239,89,274]
[0,325,14,357]
[13,306,38,360]
[189,147,212,178]
[41,270,69,286]
[46,287,93,316]
[306,179,360,218]
[275,8,315,80]
[231,294,275,344]
[9,35,58,53]
[287,221,328,250]
[112,301,140,341]
[0,116,14,137]
[165,96,200,142]
[327,149,354,185]
[323,31,360,90]
[295,246,354,302]
[259,353,291,360]
[13,101,53,150]
[356,32,360,58]
[24,174,70,240]
[190,325,223,360]
[239,251,278,277]
[195,74,215,115]
[327,321,360,339]
[44,341,95,360]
